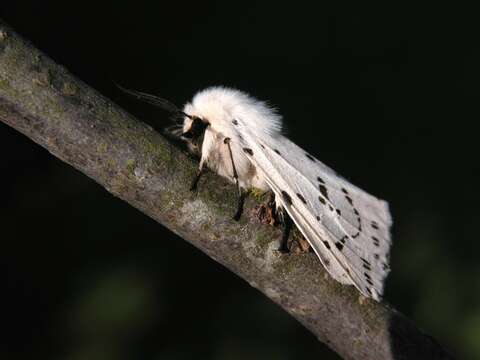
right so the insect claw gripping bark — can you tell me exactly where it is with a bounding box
[190,168,203,192]
[280,210,293,253]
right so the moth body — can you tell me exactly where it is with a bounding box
[180,87,392,301]
[182,88,278,191]
[119,85,393,301]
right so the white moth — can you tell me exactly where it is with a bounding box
[120,86,392,301]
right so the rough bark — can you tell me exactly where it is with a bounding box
[0,20,454,360]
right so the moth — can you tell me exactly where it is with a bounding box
[119,86,392,301]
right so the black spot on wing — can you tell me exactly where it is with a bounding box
[318,196,326,205]
[274,149,281,155]
[243,148,253,156]
[333,237,347,252]
[319,184,329,200]
[232,119,238,125]
[317,176,325,184]
[281,191,292,205]
[361,257,371,267]
[305,153,315,161]
[260,144,265,149]
[323,241,331,250]
[336,208,341,216]
[371,221,379,230]
[372,236,380,247]
[364,272,374,286]
[296,193,307,204]
[338,188,363,240]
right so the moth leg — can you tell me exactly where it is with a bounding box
[233,190,246,221]
[224,137,245,221]
[190,163,204,192]
[279,208,293,253]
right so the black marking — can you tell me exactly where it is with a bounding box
[281,191,292,205]
[364,272,372,280]
[280,211,293,253]
[182,117,209,141]
[382,262,389,271]
[366,278,374,286]
[317,176,325,184]
[316,215,321,221]
[328,204,334,212]
[335,242,344,251]
[361,257,371,266]
[323,241,331,250]
[190,168,204,192]
[274,149,281,155]
[232,119,239,125]
[366,287,372,295]
[296,193,307,204]
[319,184,329,200]
[372,236,380,247]
[243,148,253,156]
[363,263,371,271]
[374,254,380,260]
[306,153,315,161]
[318,196,326,205]
[336,208,341,216]
[340,236,347,244]
[371,221,379,230]
[339,188,363,239]
[260,144,265,149]
[233,191,246,221]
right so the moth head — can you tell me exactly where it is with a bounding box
[180,113,209,154]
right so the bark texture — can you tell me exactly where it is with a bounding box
[0,20,455,360]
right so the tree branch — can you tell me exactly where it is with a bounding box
[0,20,454,360]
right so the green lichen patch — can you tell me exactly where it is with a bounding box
[96,142,108,154]
[125,158,136,174]
[62,81,77,96]
[250,187,268,202]
[255,230,275,251]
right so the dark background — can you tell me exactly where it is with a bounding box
[1,2,479,359]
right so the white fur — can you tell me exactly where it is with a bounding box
[182,86,392,301]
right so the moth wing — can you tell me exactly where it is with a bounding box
[233,121,392,300]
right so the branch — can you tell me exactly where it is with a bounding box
[0,20,454,360]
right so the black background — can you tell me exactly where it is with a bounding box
[1,2,479,359]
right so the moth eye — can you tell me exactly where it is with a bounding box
[182,130,194,139]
